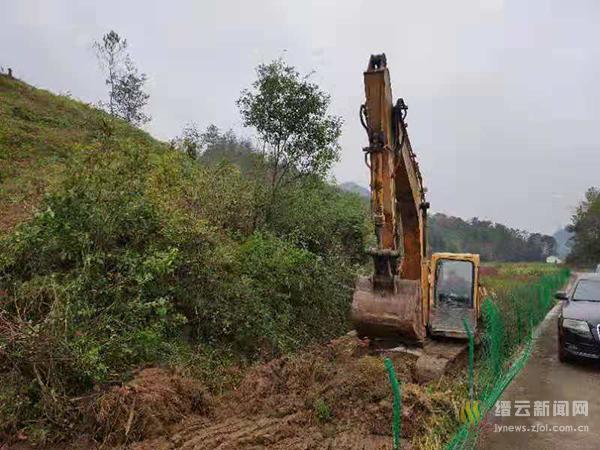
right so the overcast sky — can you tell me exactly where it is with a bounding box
[3,0,600,234]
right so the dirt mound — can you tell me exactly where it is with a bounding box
[131,335,457,450]
[90,368,211,445]
[160,415,393,450]
[132,415,393,450]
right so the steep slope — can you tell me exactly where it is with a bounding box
[0,73,163,234]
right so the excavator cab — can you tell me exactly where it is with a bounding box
[428,253,480,339]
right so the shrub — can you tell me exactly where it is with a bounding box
[0,137,360,442]
[268,178,370,262]
[313,397,332,423]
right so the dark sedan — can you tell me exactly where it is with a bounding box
[557,274,600,362]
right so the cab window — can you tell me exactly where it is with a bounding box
[434,259,474,308]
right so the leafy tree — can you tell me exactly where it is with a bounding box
[171,124,258,170]
[567,187,600,265]
[94,30,150,125]
[171,122,203,158]
[237,59,342,207]
[200,124,222,150]
[112,58,150,125]
[268,178,369,262]
[93,31,126,115]
[526,233,556,260]
[198,125,254,164]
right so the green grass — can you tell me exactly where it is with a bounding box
[0,74,165,235]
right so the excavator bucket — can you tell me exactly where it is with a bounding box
[352,276,426,343]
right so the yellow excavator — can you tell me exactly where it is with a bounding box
[352,54,481,369]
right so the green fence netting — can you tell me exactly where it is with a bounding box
[445,268,570,450]
[385,357,402,450]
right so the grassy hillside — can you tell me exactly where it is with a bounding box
[0,74,162,235]
[0,75,369,445]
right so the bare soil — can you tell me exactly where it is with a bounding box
[127,334,455,450]
[4,334,460,450]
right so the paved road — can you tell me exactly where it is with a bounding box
[478,303,600,449]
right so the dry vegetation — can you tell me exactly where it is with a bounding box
[125,334,463,450]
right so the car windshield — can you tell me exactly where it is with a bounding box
[434,259,474,308]
[572,279,600,302]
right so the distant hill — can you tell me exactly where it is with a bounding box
[339,181,369,198]
[429,214,556,262]
[553,227,573,259]
[339,180,557,262]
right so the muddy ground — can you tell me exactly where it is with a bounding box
[119,335,460,449]
[4,333,464,450]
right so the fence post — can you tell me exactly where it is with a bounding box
[384,357,401,450]
[516,307,522,344]
[526,289,533,338]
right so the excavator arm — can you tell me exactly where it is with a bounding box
[361,54,428,284]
